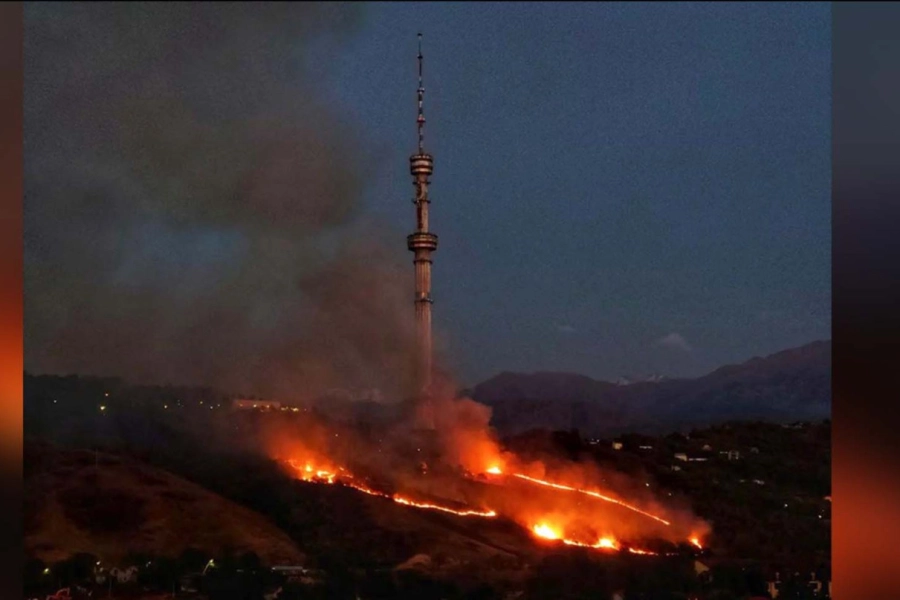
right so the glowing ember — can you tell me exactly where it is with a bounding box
[689,536,702,549]
[533,523,562,540]
[512,473,672,526]
[627,547,658,555]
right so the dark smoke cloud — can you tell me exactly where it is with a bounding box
[24,3,421,400]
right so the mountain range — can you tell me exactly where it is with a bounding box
[468,340,831,438]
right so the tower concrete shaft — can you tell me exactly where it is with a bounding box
[407,34,438,399]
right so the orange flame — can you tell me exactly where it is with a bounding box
[486,465,503,475]
[597,537,618,550]
[533,523,562,540]
[511,473,672,526]
[689,536,703,549]
[393,496,497,517]
[287,459,496,518]
[530,524,660,555]
[560,537,618,551]
[287,459,338,484]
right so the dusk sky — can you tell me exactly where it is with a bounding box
[24,2,830,393]
[322,2,831,384]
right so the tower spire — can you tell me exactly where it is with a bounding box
[417,32,425,153]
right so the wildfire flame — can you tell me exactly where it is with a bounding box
[288,460,338,484]
[532,523,562,540]
[290,459,698,551]
[282,446,700,554]
[561,536,618,551]
[530,524,662,555]
[287,459,497,518]
[394,496,497,517]
[511,473,672,527]
[597,537,618,550]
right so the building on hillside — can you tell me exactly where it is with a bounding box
[702,444,712,451]
[671,465,682,471]
[232,399,281,411]
[638,444,654,450]
[612,441,623,450]
[674,453,688,462]
[719,450,741,460]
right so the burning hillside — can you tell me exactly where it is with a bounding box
[261,385,710,558]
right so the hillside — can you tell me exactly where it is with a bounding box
[24,442,306,565]
[472,340,831,436]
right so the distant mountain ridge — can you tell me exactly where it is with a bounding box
[470,340,831,437]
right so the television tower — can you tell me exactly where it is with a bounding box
[407,33,438,406]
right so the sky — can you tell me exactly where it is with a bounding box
[317,2,831,384]
[24,2,831,393]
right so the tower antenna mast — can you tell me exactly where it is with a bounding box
[407,33,439,423]
[417,32,425,153]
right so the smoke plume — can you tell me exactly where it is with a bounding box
[24,3,420,400]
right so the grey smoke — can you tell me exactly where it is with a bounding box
[24,3,420,400]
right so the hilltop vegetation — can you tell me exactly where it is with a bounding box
[24,442,305,566]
